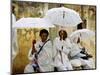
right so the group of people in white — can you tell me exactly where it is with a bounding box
[24,29,95,73]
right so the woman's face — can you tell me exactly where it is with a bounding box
[59,30,67,40]
[59,30,64,38]
[40,33,48,42]
[73,37,80,44]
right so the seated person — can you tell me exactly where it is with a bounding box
[70,37,95,70]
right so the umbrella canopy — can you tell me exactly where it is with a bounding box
[13,17,55,28]
[44,7,82,27]
[70,29,95,40]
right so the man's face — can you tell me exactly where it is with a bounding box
[40,33,48,42]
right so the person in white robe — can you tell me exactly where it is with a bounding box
[12,13,19,60]
[12,4,19,60]
[24,29,55,73]
[70,37,95,69]
[53,30,73,71]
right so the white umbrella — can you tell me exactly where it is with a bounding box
[70,29,95,40]
[13,17,55,28]
[45,7,82,27]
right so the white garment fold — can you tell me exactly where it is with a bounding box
[53,37,73,71]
